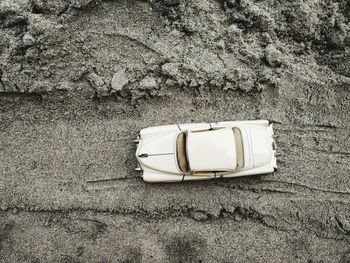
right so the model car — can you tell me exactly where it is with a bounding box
[134,120,277,183]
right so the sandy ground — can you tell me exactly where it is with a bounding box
[1,0,350,262]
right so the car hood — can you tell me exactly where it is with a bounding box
[137,130,180,174]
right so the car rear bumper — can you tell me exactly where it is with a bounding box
[269,124,278,169]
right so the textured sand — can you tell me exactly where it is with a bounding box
[0,0,350,262]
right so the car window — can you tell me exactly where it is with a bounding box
[176,132,189,173]
[191,171,215,176]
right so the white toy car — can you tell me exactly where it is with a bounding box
[134,120,277,183]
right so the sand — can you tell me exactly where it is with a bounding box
[0,0,349,262]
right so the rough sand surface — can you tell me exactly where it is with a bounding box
[0,0,350,262]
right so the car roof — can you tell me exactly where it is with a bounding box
[186,128,236,171]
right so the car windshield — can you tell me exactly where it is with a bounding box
[233,127,244,169]
[176,132,189,173]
